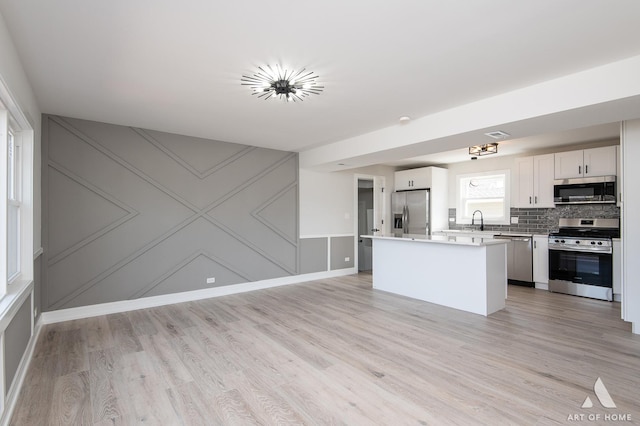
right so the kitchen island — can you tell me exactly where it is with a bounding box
[362,235,508,316]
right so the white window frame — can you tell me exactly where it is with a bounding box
[0,95,34,300]
[7,128,21,284]
[456,170,511,226]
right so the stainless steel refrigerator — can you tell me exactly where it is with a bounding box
[392,190,430,237]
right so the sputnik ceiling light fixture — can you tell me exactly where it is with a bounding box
[241,64,324,102]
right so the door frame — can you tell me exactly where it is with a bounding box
[353,174,386,272]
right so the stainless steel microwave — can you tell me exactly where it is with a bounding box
[553,176,616,204]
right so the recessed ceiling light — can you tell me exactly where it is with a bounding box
[484,130,510,139]
[399,116,411,124]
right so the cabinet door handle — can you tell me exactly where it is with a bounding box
[534,240,537,249]
[585,165,589,174]
[579,165,582,175]
[535,196,538,204]
[529,196,532,205]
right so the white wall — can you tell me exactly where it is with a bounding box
[299,165,395,237]
[0,11,41,251]
[621,119,640,333]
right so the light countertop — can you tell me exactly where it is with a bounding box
[361,234,508,247]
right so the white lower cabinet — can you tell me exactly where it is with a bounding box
[533,235,549,289]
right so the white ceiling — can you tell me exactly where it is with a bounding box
[1,1,639,164]
[388,122,621,168]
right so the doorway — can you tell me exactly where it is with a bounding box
[356,175,385,272]
[358,179,374,272]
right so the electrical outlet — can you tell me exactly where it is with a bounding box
[511,217,519,224]
[206,277,216,284]
[345,257,350,262]
[449,217,455,222]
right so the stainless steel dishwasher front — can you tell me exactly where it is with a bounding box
[494,234,533,285]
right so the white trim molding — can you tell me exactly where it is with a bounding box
[40,269,357,325]
[33,247,43,259]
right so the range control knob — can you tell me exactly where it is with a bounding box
[598,241,603,246]
[576,240,581,244]
[560,240,565,243]
[555,239,560,243]
[591,241,596,245]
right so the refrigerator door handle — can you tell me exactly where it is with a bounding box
[402,205,407,234]
[404,205,409,234]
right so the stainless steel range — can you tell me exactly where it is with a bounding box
[548,218,619,301]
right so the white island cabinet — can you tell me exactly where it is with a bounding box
[363,235,508,316]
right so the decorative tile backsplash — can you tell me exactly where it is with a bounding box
[448,204,620,235]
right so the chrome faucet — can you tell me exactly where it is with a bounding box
[472,210,484,231]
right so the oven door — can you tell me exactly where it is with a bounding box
[548,247,612,288]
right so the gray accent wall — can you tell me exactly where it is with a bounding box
[4,298,31,392]
[330,236,355,270]
[299,238,328,274]
[42,115,299,311]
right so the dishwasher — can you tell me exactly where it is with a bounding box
[494,234,534,286]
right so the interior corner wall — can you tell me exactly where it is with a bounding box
[299,168,354,236]
[41,115,299,311]
[0,10,41,251]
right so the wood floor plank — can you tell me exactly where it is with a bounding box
[10,274,640,425]
[166,381,224,425]
[110,351,181,424]
[49,370,92,425]
[88,348,124,424]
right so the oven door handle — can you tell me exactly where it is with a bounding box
[548,246,612,254]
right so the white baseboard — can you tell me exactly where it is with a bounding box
[40,268,358,325]
[0,318,43,426]
[535,282,549,290]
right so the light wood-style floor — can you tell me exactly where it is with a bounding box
[11,274,640,425]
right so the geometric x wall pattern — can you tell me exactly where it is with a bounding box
[42,115,299,311]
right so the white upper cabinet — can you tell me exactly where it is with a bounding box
[394,168,431,191]
[554,150,584,179]
[554,146,617,179]
[513,154,555,208]
[584,146,617,177]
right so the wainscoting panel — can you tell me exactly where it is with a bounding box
[43,115,299,311]
[299,238,329,274]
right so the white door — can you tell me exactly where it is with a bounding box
[373,176,386,235]
[356,175,386,272]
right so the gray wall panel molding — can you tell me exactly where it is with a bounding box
[130,250,252,299]
[330,236,355,270]
[43,115,299,310]
[4,298,32,392]
[47,160,139,266]
[300,238,329,274]
[251,182,299,246]
[132,127,256,179]
[48,116,202,211]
